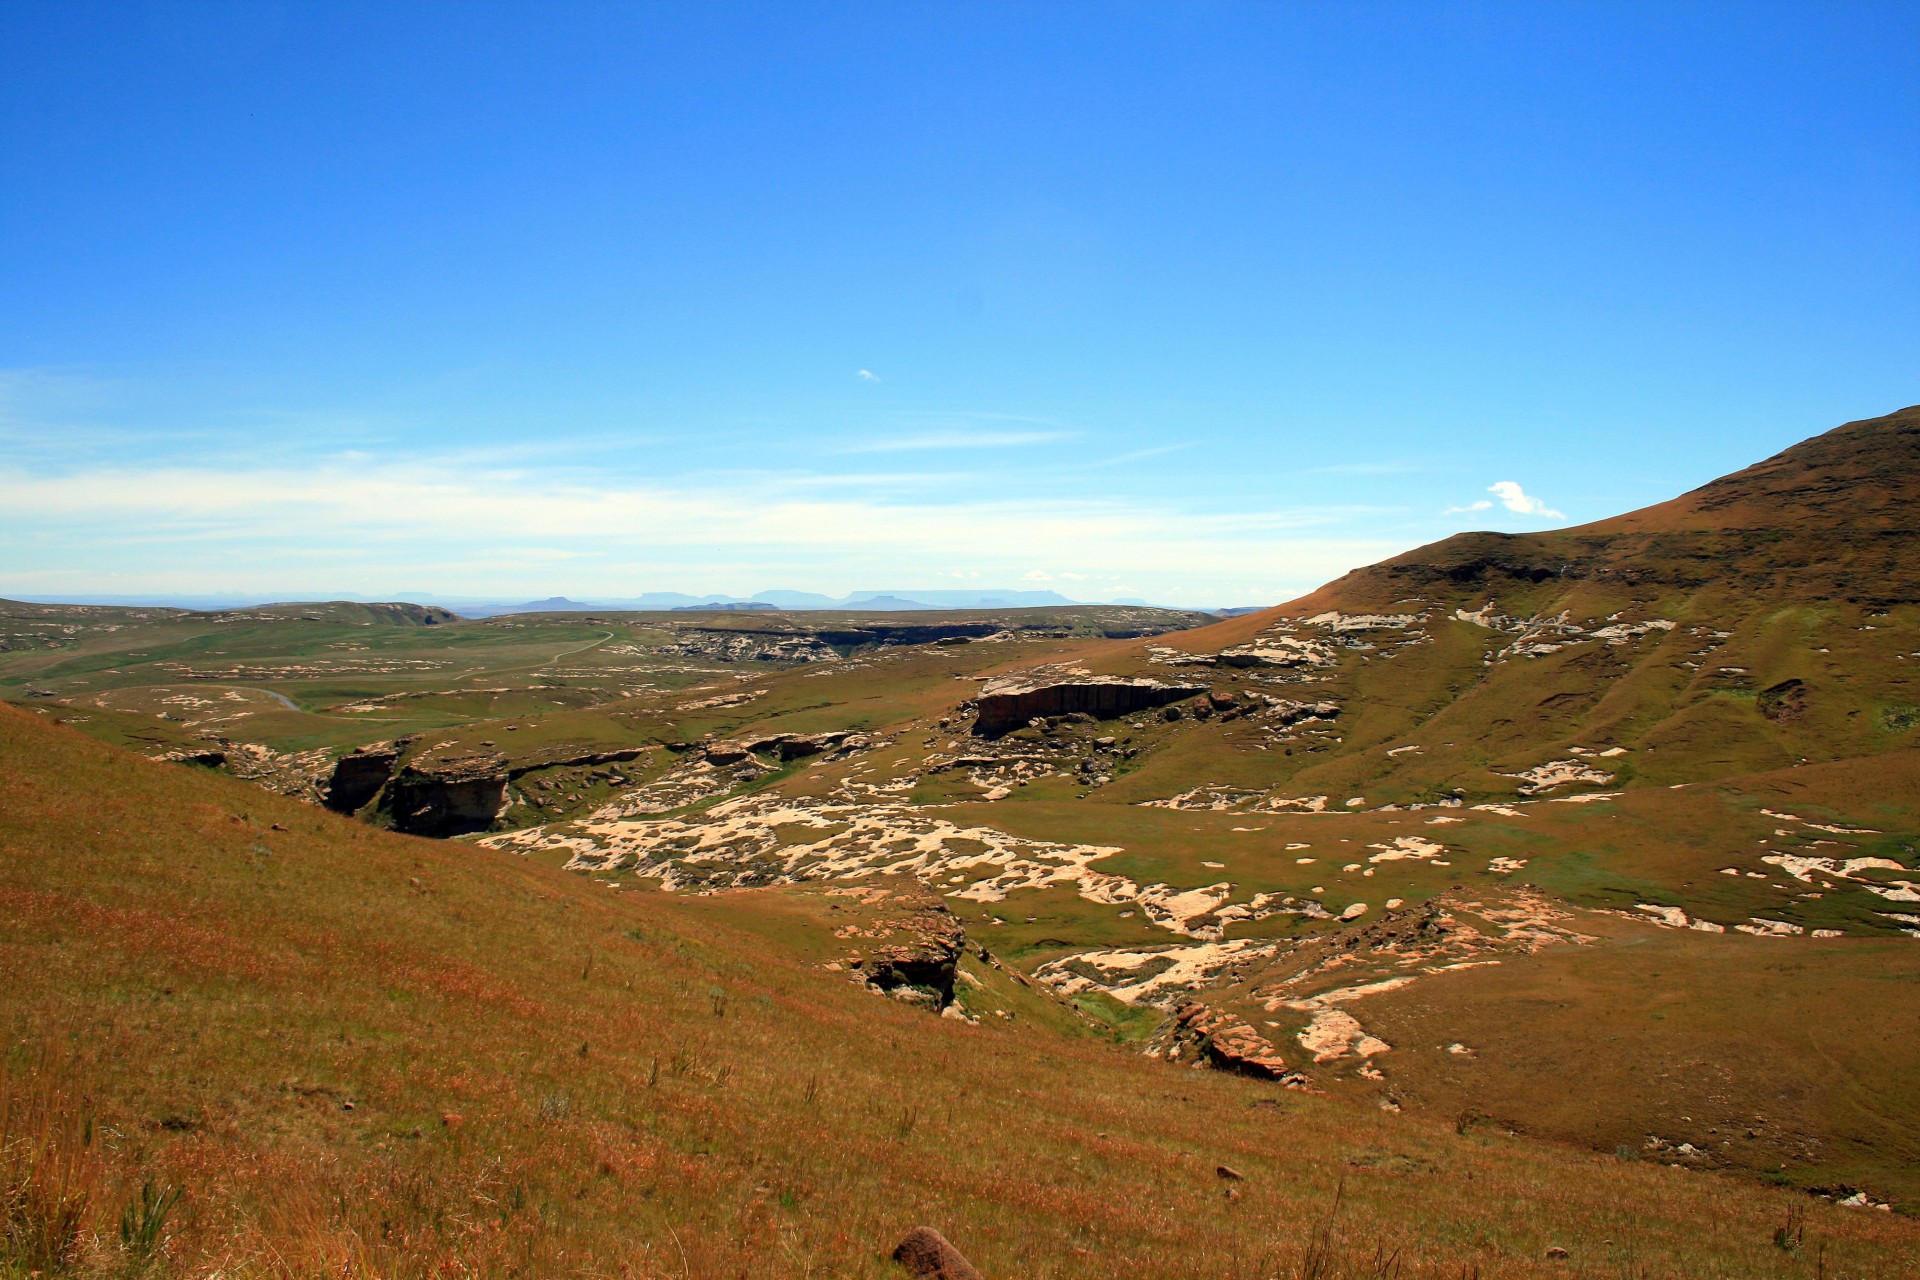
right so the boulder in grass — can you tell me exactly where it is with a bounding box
[892,1226,984,1280]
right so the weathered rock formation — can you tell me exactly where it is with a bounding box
[384,744,655,836]
[972,676,1206,737]
[323,743,400,814]
[814,621,1004,649]
[386,766,512,837]
[703,731,860,766]
[1155,1002,1306,1085]
[893,1228,985,1280]
[835,886,968,1011]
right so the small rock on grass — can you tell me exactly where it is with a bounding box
[893,1227,984,1280]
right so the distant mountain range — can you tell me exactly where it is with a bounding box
[445,589,1094,616]
[7,588,1243,617]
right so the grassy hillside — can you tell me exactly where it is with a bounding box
[5,702,1917,1278]
[437,407,1920,1217]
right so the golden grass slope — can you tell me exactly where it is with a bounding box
[5,702,1919,1277]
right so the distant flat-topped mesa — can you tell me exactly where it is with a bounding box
[973,674,1205,736]
[1301,405,1920,608]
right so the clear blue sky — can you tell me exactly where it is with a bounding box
[3,1,1916,606]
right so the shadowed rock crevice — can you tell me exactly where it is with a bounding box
[972,676,1206,737]
[386,770,512,837]
[323,743,400,814]
[833,885,968,1011]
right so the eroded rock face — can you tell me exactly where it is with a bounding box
[324,744,399,814]
[1155,1002,1306,1085]
[828,884,968,1010]
[387,767,511,837]
[972,676,1205,737]
[816,622,1003,649]
[383,744,658,836]
[703,731,859,766]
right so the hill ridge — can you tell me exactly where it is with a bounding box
[1281,404,1920,611]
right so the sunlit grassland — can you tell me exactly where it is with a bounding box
[3,705,1917,1277]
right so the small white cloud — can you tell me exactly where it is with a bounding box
[856,369,880,382]
[1022,569,1054,582]
[1487,481,1564,519]
[1444,499,1495,515]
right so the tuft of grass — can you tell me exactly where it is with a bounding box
[117,1177,180,1261]
[1773,1201,1806,1252]
[0,1064,102,1275]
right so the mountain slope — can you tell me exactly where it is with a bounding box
[1100,406,1920,813]
[1299,404,1920,606]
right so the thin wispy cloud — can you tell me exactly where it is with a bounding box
[855,369,881,382]
[839,429,1072,453]
[1306,460,1433,476]
[0,457,1405,606]
[1075,442,1196,470]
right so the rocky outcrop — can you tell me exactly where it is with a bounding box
[383,743,657,836]
[703,731,860,765]
[1156,1002,1307,1085]
[323,743,399,814]
[386,766,512,837]
[814,622,1004,649]
[655,630,838,662]
[833,885,968,1011]
[893,1228,984,1280]
[1270,699,1342,726]
[972,676,1206,737]
[159,747,228,768]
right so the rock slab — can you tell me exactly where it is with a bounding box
[893,1227,984,1280]
[972,676,1205,736]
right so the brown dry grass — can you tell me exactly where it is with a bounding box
[2,702,1917,1278]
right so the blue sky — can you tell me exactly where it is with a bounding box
[3,2,1916,606]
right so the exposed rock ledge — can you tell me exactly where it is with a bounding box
[1152,1002,1310,1087]
[824,883,968,1011]
[375,744,657,837]
[972,676,1205,737]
